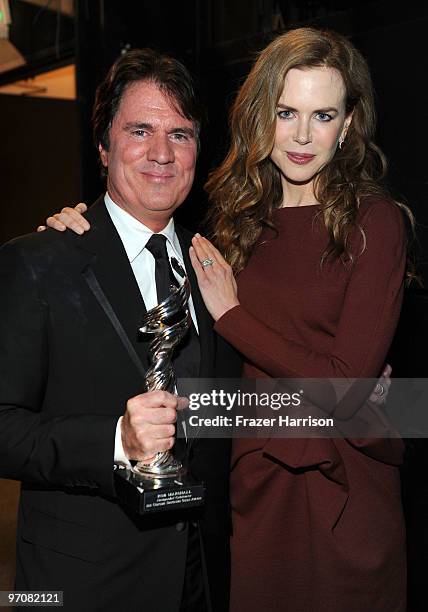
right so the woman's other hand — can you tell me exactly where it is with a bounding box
[37,203,90,234]
[189,234,240,321]
[369,364,392,405]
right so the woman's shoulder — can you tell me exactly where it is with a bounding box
[357,195,405,235]
[350,196,407,260]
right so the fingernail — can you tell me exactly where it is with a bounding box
[194,233,201,238]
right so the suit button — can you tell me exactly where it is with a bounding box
[175,521,186,532]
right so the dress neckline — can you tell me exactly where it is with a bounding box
[276,203,320,210]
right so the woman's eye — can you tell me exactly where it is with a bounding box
[277,109,294,120]
[316,113,333,122]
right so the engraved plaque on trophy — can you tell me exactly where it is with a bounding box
[114,277,205,514]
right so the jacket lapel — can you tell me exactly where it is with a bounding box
[76,197,150,374]
[175,224,216,454]
[176,224,215,377]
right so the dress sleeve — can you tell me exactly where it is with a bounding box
[214,200,406,380]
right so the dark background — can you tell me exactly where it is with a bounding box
[1,1,428,610]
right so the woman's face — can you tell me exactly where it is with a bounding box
[270,66,352,189]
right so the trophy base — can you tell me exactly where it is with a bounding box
[113,464,205,514]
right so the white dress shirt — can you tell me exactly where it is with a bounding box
[104,193,198,465]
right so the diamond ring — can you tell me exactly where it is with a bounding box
[374,383,385,396]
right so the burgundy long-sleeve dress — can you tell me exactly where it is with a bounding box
[214,197,407,612]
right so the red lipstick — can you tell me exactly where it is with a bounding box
[286,152,315,165]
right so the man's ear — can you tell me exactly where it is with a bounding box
[99,144,108,168]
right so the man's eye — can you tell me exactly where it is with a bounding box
[172,132,190,141]
[132,130,148,137]
[277,110,293,120]
[316,113,333,122]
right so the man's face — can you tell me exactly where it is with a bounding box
[99,80,197,231]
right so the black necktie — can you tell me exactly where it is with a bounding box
[145,234,179,303]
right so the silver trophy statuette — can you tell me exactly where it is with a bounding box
[113,274,205,514]
[134,278,191,479]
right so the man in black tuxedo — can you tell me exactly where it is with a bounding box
[0,49,240,611]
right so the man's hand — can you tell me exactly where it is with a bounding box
[37,203,90,234]
[121,390,188,461]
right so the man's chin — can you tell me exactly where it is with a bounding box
[136,188,189,213]
[124,197,184,230]
[141,199,182,214]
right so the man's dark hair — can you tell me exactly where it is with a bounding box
[92,48,202,152]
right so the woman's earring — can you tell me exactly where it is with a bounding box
[338,138,344,150]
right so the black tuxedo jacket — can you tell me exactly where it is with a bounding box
[0,197,242,612]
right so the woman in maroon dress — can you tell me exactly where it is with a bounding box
[189,28,410,612]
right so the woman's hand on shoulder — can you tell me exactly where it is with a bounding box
[189,234,240,321]
[37,202,90,234]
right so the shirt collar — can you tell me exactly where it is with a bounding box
[104,192,182,264]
